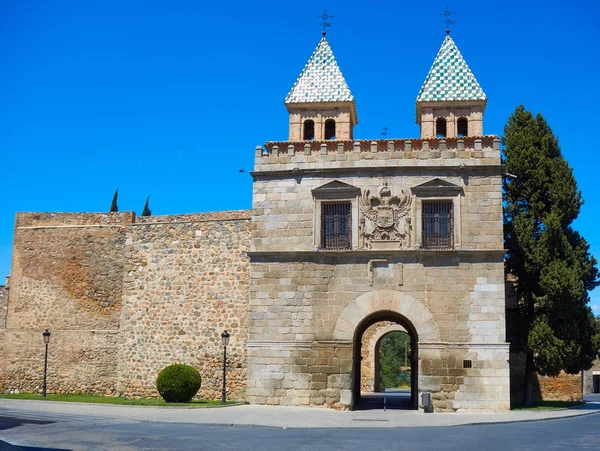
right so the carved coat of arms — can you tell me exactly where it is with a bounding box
[360,184,412,249]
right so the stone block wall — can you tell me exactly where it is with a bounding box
[247,254,510,411]
[252,173,503,253]
[1,210,252,401]
[583,358,600,394]
[249,140,509,411]
[1,212,131,394]
[117,212,251,400]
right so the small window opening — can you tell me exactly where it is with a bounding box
[422,200,454,249]
[321,201,351,250]
[435,118,447,138]
[463,360,472,369]
[303,120,315,141]
[325,119,336,140]
[457,118,468,137]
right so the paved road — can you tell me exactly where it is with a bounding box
[0,405,599,450]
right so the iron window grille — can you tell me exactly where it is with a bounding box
[321,201,351,250]
[422,200,454,249]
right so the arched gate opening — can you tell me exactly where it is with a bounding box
[352,310,418,410]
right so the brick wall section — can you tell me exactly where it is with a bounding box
[507,281,583,403]
[117,216,251,400]
[1,212,130,394]
[510,352,582,402]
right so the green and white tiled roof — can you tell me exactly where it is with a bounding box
[285,37,354,104]
[417,35,486,102]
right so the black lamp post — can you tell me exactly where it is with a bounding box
[221,330,230,404]
[42,329,51,398]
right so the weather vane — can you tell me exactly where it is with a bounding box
[317,9,333,36]
[440,6,456,34]
[380,125,389,139]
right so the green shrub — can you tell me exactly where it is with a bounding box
[156,364,202,403]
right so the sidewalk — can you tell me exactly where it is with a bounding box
[0,398,598,429]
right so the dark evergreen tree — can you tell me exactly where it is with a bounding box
[503,106,600,406]
[110,189,119,213]
[142,196,152,217]
[379,332,411,389]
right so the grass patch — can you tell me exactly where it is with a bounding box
[0,393,239,407]
[511,400,584,411]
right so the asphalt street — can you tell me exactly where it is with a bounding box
[0,405,599,451]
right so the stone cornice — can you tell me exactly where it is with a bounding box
[251,164,505,180]
[246,340,510,349]
[248,249,506,259]
[419,342,510,349]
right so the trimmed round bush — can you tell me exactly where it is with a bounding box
[156,364,202,403]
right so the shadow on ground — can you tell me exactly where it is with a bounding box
[0,443,70,451]
[0,416,67,451]
[354,389,414,411]
[0,416,54,432]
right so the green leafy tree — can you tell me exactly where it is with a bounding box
[142,196,152,217]
[503,105,600,406]
[110,189,119,212]
[379,332,410,389]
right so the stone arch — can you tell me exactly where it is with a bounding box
[361,323,407,393]
[333,290,440,343]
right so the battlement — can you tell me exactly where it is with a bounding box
[15,212,136,228]
[254,136,501,172]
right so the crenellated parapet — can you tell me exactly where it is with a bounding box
[254,135,501,172]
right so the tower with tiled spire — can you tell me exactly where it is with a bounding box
[416,34,487,139]
[284,36,357,141]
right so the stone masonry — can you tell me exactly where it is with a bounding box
[248,138,511,411]
[0,286,7,329]
[0,33,544,412]
[0,211,250,401]
[117,211,250,400]
[360,322,407,393]
[1,212,131,394]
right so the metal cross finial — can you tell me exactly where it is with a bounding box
[380,125,389,139]
[317,9,333,36]
[440,6,456,34]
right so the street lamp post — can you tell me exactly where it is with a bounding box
[42,329,51,398]
[221,330,230,404]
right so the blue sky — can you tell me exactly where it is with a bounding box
[1,1,599,310]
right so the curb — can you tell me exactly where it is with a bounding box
[0,398,246,409]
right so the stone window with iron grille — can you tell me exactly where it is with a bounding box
[312,180,361,251]
[320,201,351,250]
[421,200,454,249]
[411,178,463,251]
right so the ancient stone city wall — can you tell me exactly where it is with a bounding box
[1,212,132,394]
[116,211,251,400]
[509,352,583,403]
[0,286,8,329]
[1,210,252,401]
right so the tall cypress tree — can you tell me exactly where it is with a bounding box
[141,196,152,217]
[110,189,119,212]
[503,105,599,406]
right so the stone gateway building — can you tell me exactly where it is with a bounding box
[0,33,513,412]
